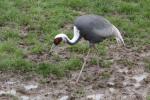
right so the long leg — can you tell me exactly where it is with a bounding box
[93,45,100,67]
[76,48,91,83]
[93,45,102,75]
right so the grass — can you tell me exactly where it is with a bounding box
[117,59,135,68]
[67,42,89,53]
[101,71,111,79]
[144,58,150,71]
[37,58,81,77]
[147,96,150,100]
[0,0,149,77]
[0,94,19,100]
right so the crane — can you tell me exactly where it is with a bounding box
[52,15,125,83]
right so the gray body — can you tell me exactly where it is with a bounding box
[74,15,115,43]
[54,15,124,83]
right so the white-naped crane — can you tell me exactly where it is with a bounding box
[51,15,125,82]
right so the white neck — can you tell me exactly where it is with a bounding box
[55,26,80,45]
[112,25,125,45]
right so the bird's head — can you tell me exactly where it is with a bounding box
[49,34,66,53]
[53,37,62,46]
[49,33,67,53]
[53,33,67,45]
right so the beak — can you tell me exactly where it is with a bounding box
[49,43,56,54]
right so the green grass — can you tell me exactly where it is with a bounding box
[0,0,149,77]
[37,58,81,77]
[67,43,89,53]
[147,96,150,100]
[101,71,111,79]
[0,94,19,100]
[91,58,113,68]
[144,58,150,71]
[117,59,135,68]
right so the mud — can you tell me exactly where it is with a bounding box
[0,44,150,100]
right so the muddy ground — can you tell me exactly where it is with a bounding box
[0,44,150,100]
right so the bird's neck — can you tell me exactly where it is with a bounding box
[64,26,80,45]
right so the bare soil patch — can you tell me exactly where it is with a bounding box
[0,44,150,100]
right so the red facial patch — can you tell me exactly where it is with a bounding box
[54,37,62,45]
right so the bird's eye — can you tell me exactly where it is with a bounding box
[54,37,62,45]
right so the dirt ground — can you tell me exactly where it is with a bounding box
[0,44,150,100]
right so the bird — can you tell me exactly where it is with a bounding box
[52,15,125,82]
